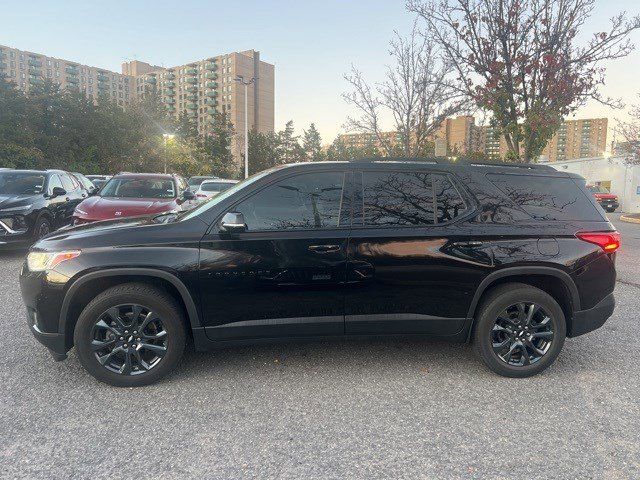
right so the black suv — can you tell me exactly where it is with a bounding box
[20,160,618,386]
[0,169,88,248]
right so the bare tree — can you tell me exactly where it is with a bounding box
[343,26,468,157]
[616,96,640,164]
[408,0,640,161]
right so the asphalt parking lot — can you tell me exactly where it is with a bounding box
[1,214,639,479]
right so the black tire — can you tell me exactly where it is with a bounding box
[74,283,186,387]
[33,214,52,240]
[605,207,616,213]
[473,283,566,378]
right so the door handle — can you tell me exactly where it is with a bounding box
[451,241,483,247]
[308,244,341,253]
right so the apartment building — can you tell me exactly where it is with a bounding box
[0,44,275,166]
[0,44,132,105]
[122,50,274,139]
[541,118,608,162]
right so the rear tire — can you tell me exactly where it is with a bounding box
[74,283,186,387]
[473,283,566,378]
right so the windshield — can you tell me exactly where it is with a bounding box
[188,176,213,186]
[201,181,236,192]
[100,177,176,199]
[0,172,46,195]
[180,168,276,221]
[588,185,609,194]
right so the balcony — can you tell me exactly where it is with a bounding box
[205,71,217,79]
[29,77,44,85]
[206,81,218,89]
[165,81,175,87]
[28,58,42,68]
[205,98,217,106]
[187,111,197,118]
[66,76,79,84]
[205,62,217,71]
[166,72,175,80]
[28,66,41,75]
[145,76,157,84]
[186,86,197,93]
[166,104,175,112]
[185,77,197,84]
[164,96,175,103]
[66,65,79,75]
[0,62,6,70]
[186,103,198,110]
[205,90,216,97]
[185,67,197,75]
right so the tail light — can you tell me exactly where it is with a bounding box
[576,231,620,252]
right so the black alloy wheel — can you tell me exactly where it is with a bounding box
[491,302,554,366]
[473,283,566,378]
[90,304,168,376]
[74,283,186,387]
[35,217,51,239]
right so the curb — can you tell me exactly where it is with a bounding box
[620,214,640,224]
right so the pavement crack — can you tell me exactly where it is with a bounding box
[617,279,640,288]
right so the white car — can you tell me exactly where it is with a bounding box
[195,178,239,201]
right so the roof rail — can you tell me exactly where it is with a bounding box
[349,157,556,171]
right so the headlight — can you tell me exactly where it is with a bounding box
[27,251,81,271]
[0,204,31,212]
[75,208,89,216]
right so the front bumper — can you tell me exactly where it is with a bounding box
[597,200,619,210]
[570,292,615,337]
[25,307,67,361]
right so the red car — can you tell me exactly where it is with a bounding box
[587,185,619,213]
[73,173,194,224]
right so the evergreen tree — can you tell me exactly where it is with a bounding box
[302,123,324,162]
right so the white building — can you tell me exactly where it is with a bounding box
[543,156,640,213]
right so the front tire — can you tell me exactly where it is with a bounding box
[74,283,186,387]
[473,283,566,378]
[33,215,51,240]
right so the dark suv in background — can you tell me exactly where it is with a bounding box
[20,160,618,386]
[0,169,87,248]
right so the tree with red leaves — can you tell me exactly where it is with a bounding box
[408,0,640,162]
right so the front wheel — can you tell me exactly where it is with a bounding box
[74,283,186,387]
[473,283,566,377]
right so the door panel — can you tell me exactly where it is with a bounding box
[199,170,351,341]
[344,169,489,336]
[200,232,348,340]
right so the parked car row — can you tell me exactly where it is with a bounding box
[0,169,236,247]
[19,159,619,387]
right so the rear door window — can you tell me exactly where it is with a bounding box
[486,174,603,221]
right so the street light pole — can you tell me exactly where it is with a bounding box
[235,75,256,179]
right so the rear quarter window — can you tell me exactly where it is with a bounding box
[486,173,604,221]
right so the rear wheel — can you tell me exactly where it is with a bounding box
[74,283,186,387]
[473,283,566,377]
[605,207,616,213]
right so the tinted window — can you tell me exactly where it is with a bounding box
[47,174,63,193]
[100,178,176,198]
[236,172,344,231]
[487,174,603,221]
[363,171,434,226]
[434,175,467,222]
[60,174,76,192]
[201,181,235,192]
[0,172,46,195]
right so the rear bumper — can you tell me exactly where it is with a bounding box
[570,292,615,337]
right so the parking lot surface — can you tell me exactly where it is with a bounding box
[1,214,639,479]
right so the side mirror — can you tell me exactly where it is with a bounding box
[182,190,196,201]
[51,186,67,198]
[220,212,247,232]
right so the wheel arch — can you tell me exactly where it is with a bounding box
[60,268,200,350]
[466,266,581,338]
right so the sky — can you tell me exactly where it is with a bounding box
[1,0,639,146]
